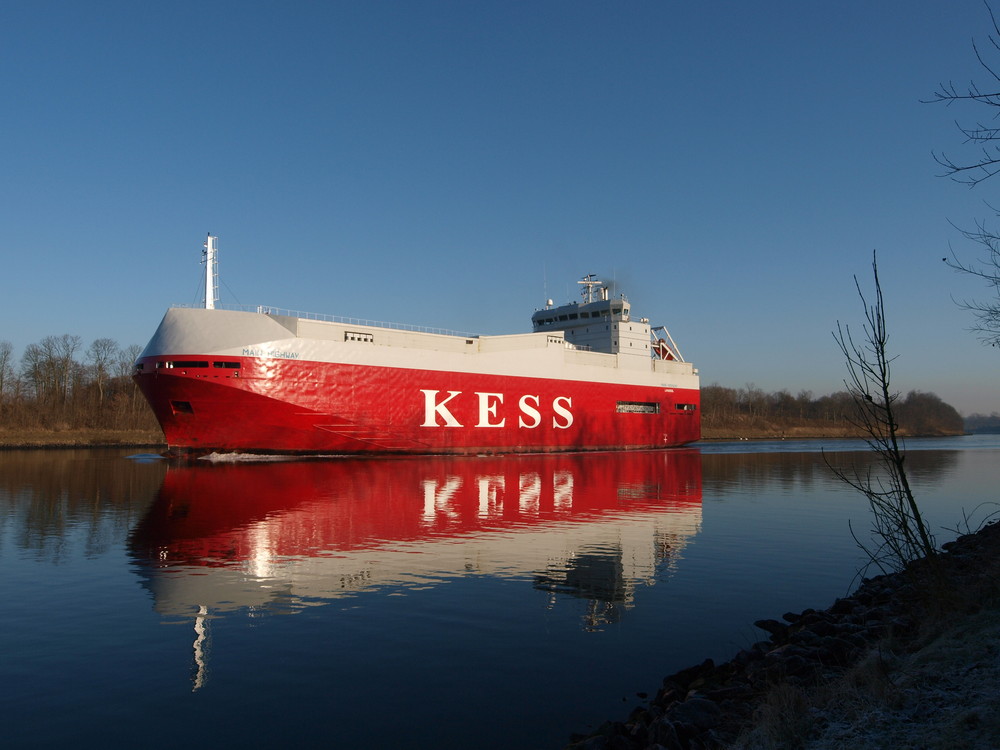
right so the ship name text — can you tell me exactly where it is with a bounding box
[420,390,573,429]
[242,347,300,359]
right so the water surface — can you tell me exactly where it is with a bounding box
[2,437,997,749]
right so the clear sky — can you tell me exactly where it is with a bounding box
[2,0,999,415]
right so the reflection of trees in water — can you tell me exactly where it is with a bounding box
[700,449,961,496]
[0,449,164,561]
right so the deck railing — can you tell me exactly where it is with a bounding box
[173,302,480,338]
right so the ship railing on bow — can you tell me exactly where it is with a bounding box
[170,302,481,339]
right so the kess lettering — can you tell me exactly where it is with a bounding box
[420,390,573,429]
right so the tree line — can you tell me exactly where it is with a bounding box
[965,412,1000,433]
[0,336,157,431]
[0,335,969,437]
[702,383,965,436]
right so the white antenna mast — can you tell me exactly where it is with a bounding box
[578,274,601,304]
[203,234,219,310]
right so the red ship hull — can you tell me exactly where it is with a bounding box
[135,354,700,455]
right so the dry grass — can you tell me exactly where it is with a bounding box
[730,558,1000,750]
[699,425,863,441]
[0,427,164,448]
[802,607,1000,750]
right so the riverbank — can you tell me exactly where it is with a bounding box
[700,425,965,441]
[700,425,862,441]
[0,425,960,450]
[0,428,165,449]
[566,520,1000,749]
[0,427,844,447]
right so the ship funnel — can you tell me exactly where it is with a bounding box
[203,234,219,310]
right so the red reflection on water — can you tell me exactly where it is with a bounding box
[131,450,702,566]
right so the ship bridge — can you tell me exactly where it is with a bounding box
[531,275,657,361]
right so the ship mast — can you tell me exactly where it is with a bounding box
[578,274,606,304]
[203,234,219,310]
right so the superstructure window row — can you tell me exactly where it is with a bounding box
[535,310,612,326]
[345,331,375,343]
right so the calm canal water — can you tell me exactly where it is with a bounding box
[2,436,998,749]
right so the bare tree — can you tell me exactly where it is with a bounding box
[943,218,1000,345]
[114,344,142,379]
[928,2,1000,345]
[0,340,12,402]
[928,3,1000,185]
[738,383,767,424]
[56,334,82,407]
[87,338,119,407]
[20,341,52,402]
[115,344,145,428]
[829,253,936,573]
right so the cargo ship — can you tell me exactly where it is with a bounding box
[133,235,700,455]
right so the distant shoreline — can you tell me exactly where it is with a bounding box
[698,425,965,441]
[0,429,166,450]
[0,426,967,451]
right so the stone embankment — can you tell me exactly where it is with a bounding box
[567,520,1000,749]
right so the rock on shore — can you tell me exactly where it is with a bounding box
[567,520,1000,749]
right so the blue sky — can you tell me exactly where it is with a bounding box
[2,0,999,415]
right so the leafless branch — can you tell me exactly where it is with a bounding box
[828,252,936,573]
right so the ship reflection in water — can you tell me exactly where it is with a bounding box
[129,450,702,688]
